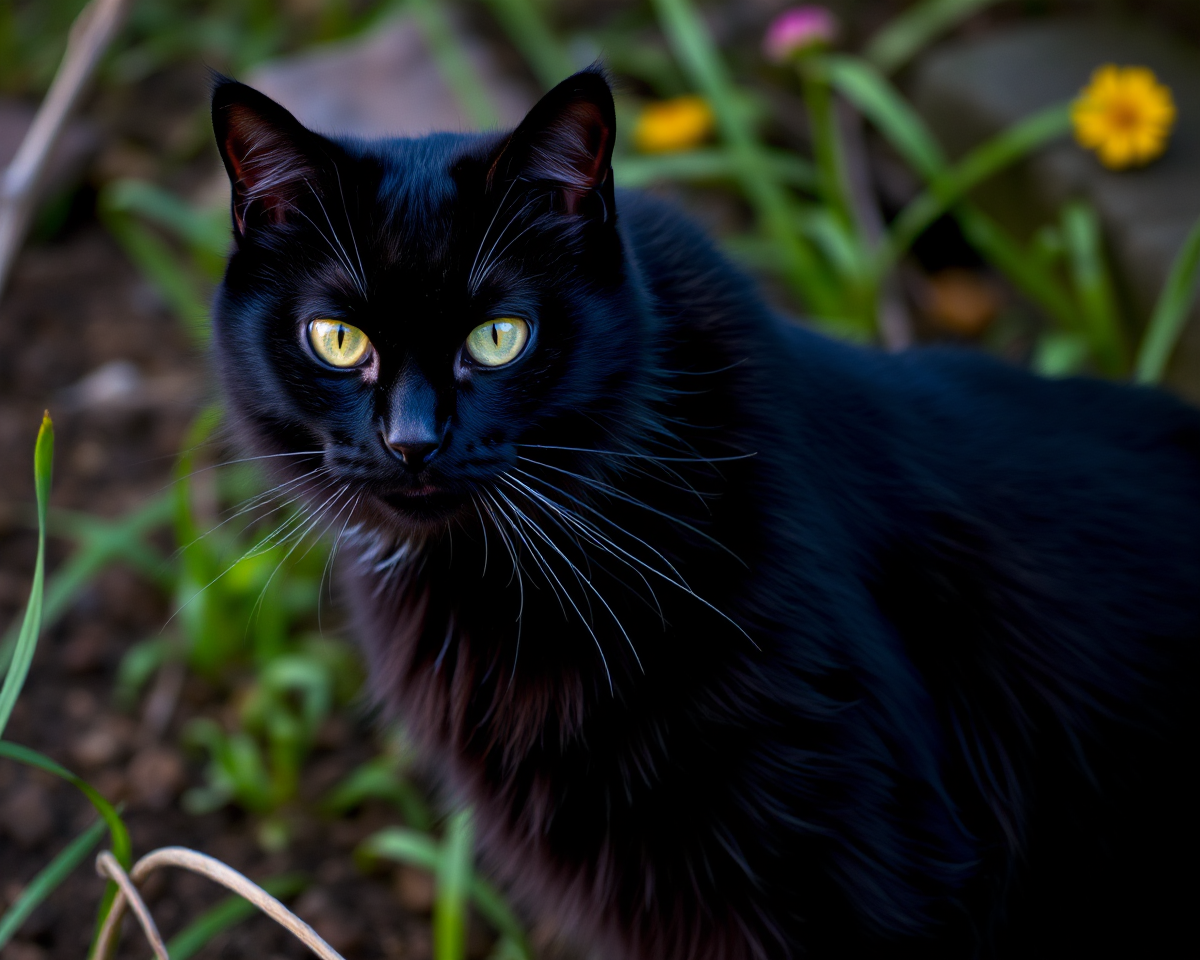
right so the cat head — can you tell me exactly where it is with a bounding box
[211,68,649,539]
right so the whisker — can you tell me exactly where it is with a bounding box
[496,485,641,677]
[517,456,747,567]
[516,443,757,465]
[511,468,757,648]
[499,473,665,626]
[305,179,367,298]
[488,489,615,692]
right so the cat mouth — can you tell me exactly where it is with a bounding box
[380,485,464,517]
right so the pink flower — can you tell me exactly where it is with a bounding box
[763,6,839,63]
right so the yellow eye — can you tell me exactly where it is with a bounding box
[309,319,371,368]
[465,318,529,367]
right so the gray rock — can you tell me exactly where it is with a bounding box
[911,18,1200,401]
[247,14,534,140]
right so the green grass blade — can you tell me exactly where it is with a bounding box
[823,56,945,180]
[0,492,173,676]
[164,873,307,960]
[614,148,816,191]
[102,179,230,262]
[0,817,107,950]
[468,876,531,959]
[883,102,1071,265]
[1062,202,1127,376]
[864,0,1008,75]
[0,742,132,868]
[1135,215,1200,384]
[409,0,498,129]
[0,413,53,738]
[360,826,442,871]
[101,208,211,341]
[435,809,474,960]
[480,0,575,90]
[954,205,1079,330]
[362,825,532,958]
[651,0,842,317]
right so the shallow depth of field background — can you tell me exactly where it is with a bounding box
[2,2,1199,959]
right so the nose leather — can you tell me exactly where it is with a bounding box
[384,364,441,468]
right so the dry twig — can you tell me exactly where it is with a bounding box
[0,0,132,300]
[90,846,346,960]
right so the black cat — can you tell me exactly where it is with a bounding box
[211,69,1199,958]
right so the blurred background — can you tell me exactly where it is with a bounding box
[1,2,1198,959]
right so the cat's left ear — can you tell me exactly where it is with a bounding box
[212,77,323,237]
[490,67,616,220]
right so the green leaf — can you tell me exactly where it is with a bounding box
[1135,214,1200,384]
[361,826,533,959]
[613,148,816,191]
[409,0,498,129]
[864,0,1009,76]
[0,413,53,737]
[954,206,1079,332]
[0,818,107,950]
[0,741,131,869]
[822,56,945,180]
[435,809,474,960]
[479,0,575,91]
[651,0,842,317]
[883,102,1072,266]
[165,873,307,960]
[0,492,173,677]
[102,178,230,262]
[1033,331,1092,377]
[1061,202,1127,376]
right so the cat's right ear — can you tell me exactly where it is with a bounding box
[212,78,318,237]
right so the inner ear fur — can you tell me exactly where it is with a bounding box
[212,79,322,234]
[489,68,616,217]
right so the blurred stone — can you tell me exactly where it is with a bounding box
[64,687,99,720]
[59,359,142,410]
[911,18,1200,400]
[127,745,185,810]
[295,888,364,954]
[61,623,110,673]
[247,14,534,139]
[1,941,49,960]
[921,269,1002,337]
[91,768,127,805]
[1,781,55,847]
[70,715,134,768]
[392,864,435,913]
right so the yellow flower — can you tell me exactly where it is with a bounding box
[1072,65,1176,170]
[633,96,715,154]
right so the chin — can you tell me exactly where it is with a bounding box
[378,487,472,527]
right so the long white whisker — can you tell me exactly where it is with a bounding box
[512,469,757,648]
[496,485,640,676]
[333,165,368,296]
[468,177,519,291]
[500,473,664,626]
[518,456,746,567]
[305,179,367,298]
[488,489,614,693]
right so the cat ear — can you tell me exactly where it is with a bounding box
[212,78,320,236]
[490,67,616,219]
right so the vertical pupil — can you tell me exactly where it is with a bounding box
[491,324,499,346]
[337,325,345,350]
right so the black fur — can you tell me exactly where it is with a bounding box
[211,69,1200,958]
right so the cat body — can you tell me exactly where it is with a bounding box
[211,71,1199,959]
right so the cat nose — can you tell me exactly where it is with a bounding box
[383,432,439,467]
